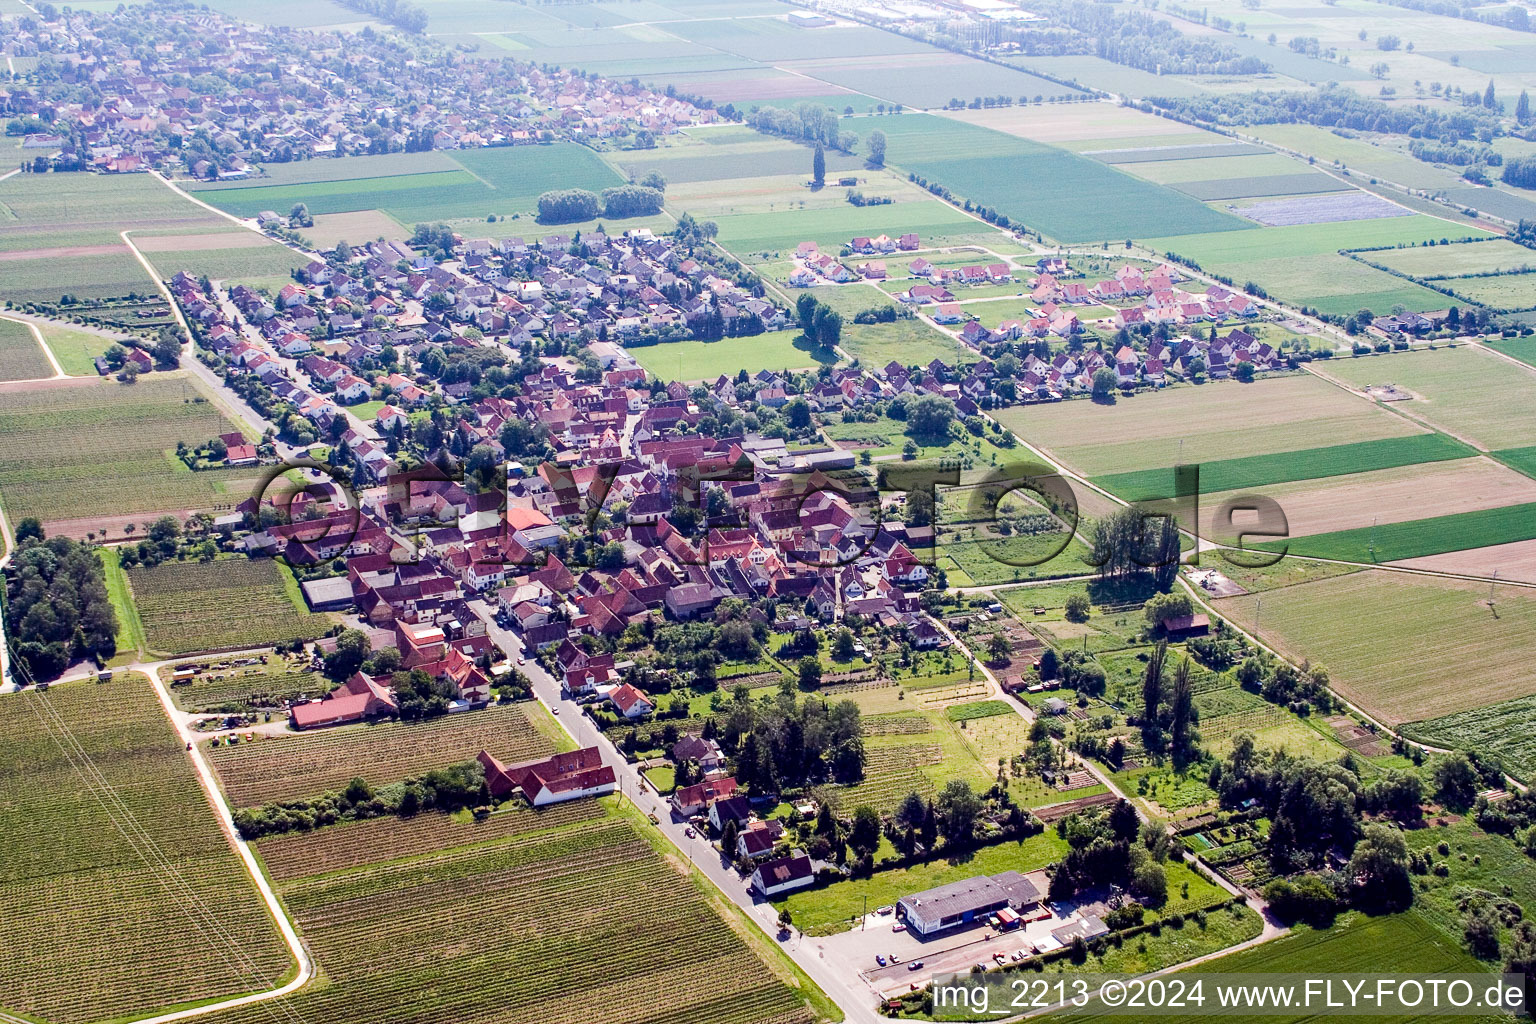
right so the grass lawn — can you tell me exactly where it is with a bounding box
[629,331,835,381]
[841,316,972,368]
[642,764,676,794]
[938,534,1095,587]
[34,322,117,377]
[349,399,388,420]
[97,547,147,660]
[1401,817,1536,948]
[773,832,1068,935]
[1215,569,1536,724]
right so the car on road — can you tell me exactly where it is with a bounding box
[551,706,560,715]
[992,953,1006,965]
[908,961,923,972]
[684,827,695,838]
[892,921,906,932]
[517,656,525,664]
[888,954,901,964]
[875,955,886,967]
[1011,950,1026,962]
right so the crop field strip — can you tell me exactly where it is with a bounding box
[209,701,555,807]
[1093,432,1471,503]
[0,376,260,524]
[0,675,290,1024]
[1253,499,1536,562]
[256,799,605,880]
[129,558,329,656]
[996,373,1420,478]
[1403,693,1536,782]
[1215,570,1536,724]
[212,814,818,1024]
[0,317,53,381]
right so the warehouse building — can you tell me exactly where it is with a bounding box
[896,871,1042,939]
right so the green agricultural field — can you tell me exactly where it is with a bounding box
[98,547,148,659]
[0,172,229,253]
[1146,215,1493,314]
[211,806,830,1024]
[1175,173,1350,201]
[628,331,834,382]
[140,243,307,288]
[1322,346,1536,451]
[209,701,557,807]
[128,557,330,656]
[33,321,117,376]
[1367,239,1536,278]
[0,317,54,381]
[1488,335,1536,369]
[0,675,291,1024]
[1215,569,1536,724]
[0,375,261,526]
[938,534,1095,587]
[614,131,866,184]
[994,374,1418,478]
[873,113,1247,243]
[1083,911,1493,1024]
[189,143,626,224]
[1255,500,1536,563]
[841,315,972,367]
[1095,433,1471,503]
[1404,693,1536,781]
[1439,273,1536,311]
[1246,123,1459,191]
[187,150,462,189]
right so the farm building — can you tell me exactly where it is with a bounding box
[1162,614,1210,639]
[896,871,1042,939]
[300,576,355,612]
[787,10,832,27]
[289,671,396,730]
[479,746,617,806]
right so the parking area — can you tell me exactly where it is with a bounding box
[819,886,1113,1000]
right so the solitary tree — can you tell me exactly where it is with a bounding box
[1142,641,1167,726]
[867,129,887,167]
[812,142,826,185]
[1518,90,1531,124]
[1485,79,1498,109]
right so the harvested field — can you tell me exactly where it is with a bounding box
[1321,346,1536,451]
[1390,537,1536,583]
[0,674,290,1024]
[304,209,407,249]
[1199,457,1536,543]
[208,702,555,807]
[779,51,1078,110]
[0,375,259,525]
[1236,191,1410,226]
[944,102,1211,145]
[1215,570,1536,723]
[128,558,328,656]
[996,373,1417,477]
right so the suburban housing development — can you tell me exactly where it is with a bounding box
[4,1,1536,1023]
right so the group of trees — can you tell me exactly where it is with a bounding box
[1504,156,1536,190]
[337,0,428,32]
[1090,506,1181,591]
[4,527,118,680]
[232,763,486,839]
[715,682,866,792]
[746,103,857,154]
[1136,642,1199,767]
[1050,799,1170,905]
[793,293,843,349]
[1147,87,1507,158]
[535,186,664,224]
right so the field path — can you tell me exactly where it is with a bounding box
[0,313,66,380]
